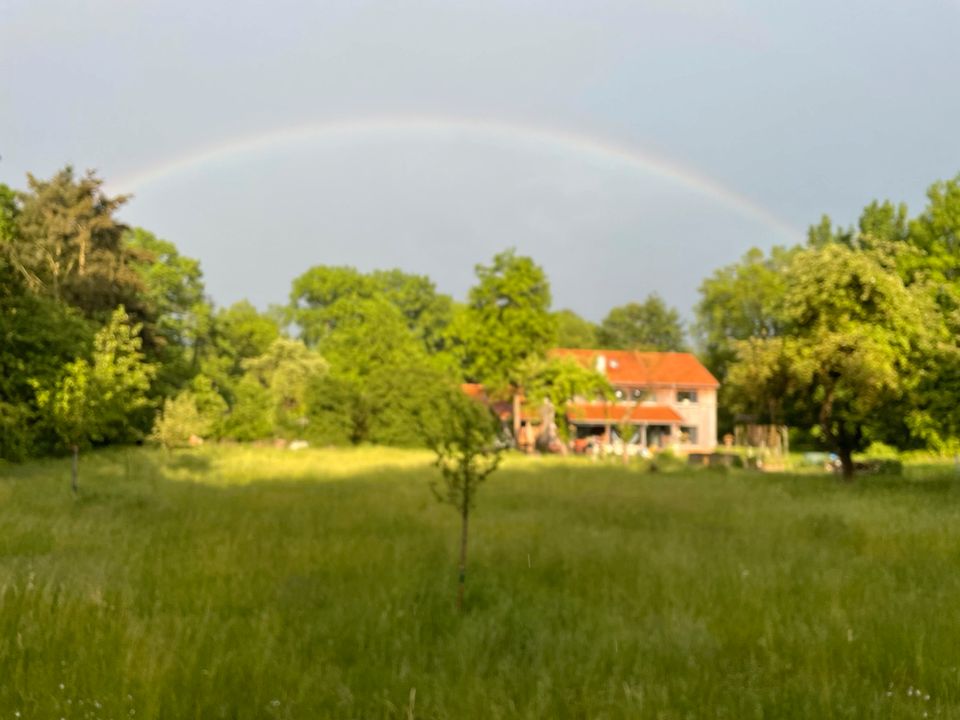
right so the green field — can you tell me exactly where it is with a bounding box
[2,448,960,718]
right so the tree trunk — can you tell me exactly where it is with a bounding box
[457,501,469,611]
[71,444,79,494]
[838,446,855,481]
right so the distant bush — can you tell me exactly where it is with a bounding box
[650,448,685,473]
[0,401,34,462]
[863,441,900,459]
[151,393,206,449]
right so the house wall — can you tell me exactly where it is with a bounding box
[670,386,717,451]
[615,385,718,451]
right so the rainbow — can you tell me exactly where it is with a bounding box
[108,114,802,239]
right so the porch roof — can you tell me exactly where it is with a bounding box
[565,402,683,425]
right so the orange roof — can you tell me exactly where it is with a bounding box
[566,402,683,424]
[461,383,487,400]
[550,349,718,388]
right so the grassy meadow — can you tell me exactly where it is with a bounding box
[2,447,960,718]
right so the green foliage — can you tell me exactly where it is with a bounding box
[0,400,34,462]
[725,245,938,476]
[725,336,794,426]
[0,183,17,246]
[290,265,454,354]
[188,374,230,439]
[125,227,210,391]
[198,301,280,401]
[9,167,152,327]
[151,393,207,449]
[908,174,960,287]
[519,354,611,411]
[449,249,555,390]
[306,363,452,446]
[694,246,794,379]
[370,268,455,353]
[221,376,275,441]
[597,294,685,351]
[553,308,598,348]
[420,387,503,508]
[0,261,92,406]
[240,338,328,436]
[316,297,426,381]
[32,306,156,449]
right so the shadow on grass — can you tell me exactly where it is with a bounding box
[163,452,213,474]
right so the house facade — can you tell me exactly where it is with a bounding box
[551,348,719,452]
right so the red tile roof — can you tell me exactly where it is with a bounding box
[566,402,683,424]
[461,383,487,400]
[550,349,719,388]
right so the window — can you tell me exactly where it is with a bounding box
[680,426,699,444]
[676,390,698,404]
[632,388,650,401]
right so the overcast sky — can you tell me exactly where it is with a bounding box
[2,0,959,320]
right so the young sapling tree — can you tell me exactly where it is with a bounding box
[421,386,503,610]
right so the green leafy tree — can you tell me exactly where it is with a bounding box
[318,296,427,381]
[370,269,454,353]
[724,336,795,429]
[221,376,274,441]
[199,300,280,402]
[289,265,454,354]
[419,386,503,610]
[188,374,230,439]
[554,309,598,348]
[32,307,156,490]
[10,167,152,328]
[241,338,328,436]
[907,174,960,289]
[0,183,17,247]
[694,246,795,380]
[597,294,685,351]
[151,393,207,449]
[305,363,454,447]
[518,355,611,440]
[449,249,555,391]
[289,266,375,345]
[725,245,938,478]
[301,296,446,446]
[125,227,210,391]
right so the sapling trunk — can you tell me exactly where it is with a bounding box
[71,444,79,495]
[458,501,469,611]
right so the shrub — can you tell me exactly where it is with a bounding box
[151,393,206,449]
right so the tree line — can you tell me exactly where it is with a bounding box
[1,166,959,473]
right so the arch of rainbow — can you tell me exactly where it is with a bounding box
[109,114,802,240]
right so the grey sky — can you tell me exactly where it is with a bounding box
[2,0,959,320]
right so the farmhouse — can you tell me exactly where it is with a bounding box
[550,348,719,452]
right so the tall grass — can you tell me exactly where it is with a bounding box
[1,447,960,718]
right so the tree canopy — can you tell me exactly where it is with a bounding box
[3,163,960,470]
[597,294,685,351]
[448,249,556,392]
